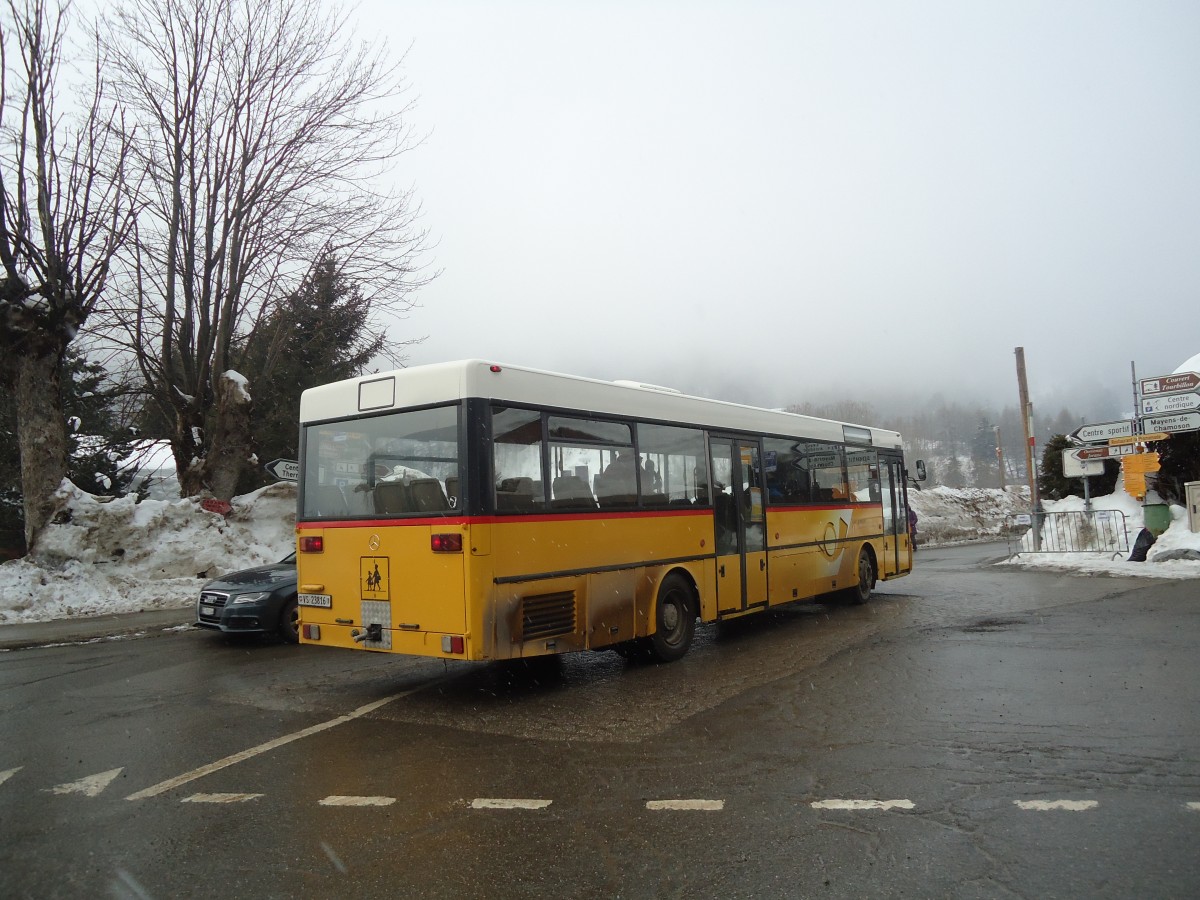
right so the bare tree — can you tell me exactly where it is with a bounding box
[100,0,429,499]
[0,0,134,549]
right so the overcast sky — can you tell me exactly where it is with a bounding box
[358,0,1199,416]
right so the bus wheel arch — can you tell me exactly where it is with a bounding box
[647,570,697,662]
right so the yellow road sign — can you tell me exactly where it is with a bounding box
[1122,452,1161,474]
[1124,471,1146,500]
[1110,433,1169,446]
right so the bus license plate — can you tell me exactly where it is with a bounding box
[298,593,332,608]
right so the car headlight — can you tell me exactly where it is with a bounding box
[231,591,271,605]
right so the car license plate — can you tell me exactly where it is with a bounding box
[200,605,214,616]
[298,593,332,608]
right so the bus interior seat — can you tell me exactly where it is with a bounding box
[344,485,372,516]
[409,478,450,512]
[551,474,596,509]
[374,481,411,514]
[497,476,535,512]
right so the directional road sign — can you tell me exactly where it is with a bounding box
[1110,433,1169,446]
[1140,371,1200,396]
[264,458,299,481]
[1069,420,1133,443]
[1140,391,1200,416]
[1062,450,1104,478]
[1071,444,1136,461]
[1140,412,1200,435]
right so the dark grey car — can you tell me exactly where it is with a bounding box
[196,551,298,643]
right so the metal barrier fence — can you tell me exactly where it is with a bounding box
[1004,510,1131,558]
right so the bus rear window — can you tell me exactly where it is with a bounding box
[301,405,460,519]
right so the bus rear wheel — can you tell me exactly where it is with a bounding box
[648,573,696,663]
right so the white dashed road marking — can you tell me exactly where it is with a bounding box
[1187,802,1200,812]
[182,792,263,804]
[125,682,441,801]
[646,799,724,811]
[1014,800,1099,811]
[0,766,22,787]
[47,768,125,797]
[470,798,552,810]
[811,799,915,811]
[319,796,396,807]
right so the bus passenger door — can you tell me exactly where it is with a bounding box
[711,437,768,614]
[879,453,909,577]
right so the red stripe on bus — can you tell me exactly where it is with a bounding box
[294,504,877,530]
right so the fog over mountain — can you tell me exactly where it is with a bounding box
[360,1,1198,424]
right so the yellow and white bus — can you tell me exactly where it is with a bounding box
[295,360,921,662]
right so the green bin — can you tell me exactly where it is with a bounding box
[1143,503,1171,537]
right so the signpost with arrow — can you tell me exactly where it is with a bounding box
[1069,420,1133,444]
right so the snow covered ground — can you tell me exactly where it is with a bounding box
[0,481,295,625]
[0,478,1195,627]
[912,481,1199,577]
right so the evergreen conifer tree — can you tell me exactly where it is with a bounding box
[236,249,387,493]
[1038,434,1075,500]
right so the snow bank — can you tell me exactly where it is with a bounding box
[1001,486,1200,579]
[0,482,296,625]
[908,485,1028,544]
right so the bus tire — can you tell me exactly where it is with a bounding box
[844,548,875,606]
[648,573,696,663]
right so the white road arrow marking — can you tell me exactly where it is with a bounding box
[47,767,124,797]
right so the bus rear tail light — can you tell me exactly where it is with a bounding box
[442,635,465,654]
[302,624,321,641]
[300,536,324,553]
[431,533,463,553]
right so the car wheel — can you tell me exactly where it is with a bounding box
[278,596,299,644]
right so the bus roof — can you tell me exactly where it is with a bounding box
[299,359,903,450]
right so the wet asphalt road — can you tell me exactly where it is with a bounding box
[1,542,1198,899]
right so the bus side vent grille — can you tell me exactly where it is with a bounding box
[520,591,576,641]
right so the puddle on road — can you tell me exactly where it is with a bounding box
[959,617,1030,633]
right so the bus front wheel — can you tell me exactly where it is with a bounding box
[648,573,696,663]
[844,548,875,606]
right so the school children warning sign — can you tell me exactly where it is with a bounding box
[360,557,389,600]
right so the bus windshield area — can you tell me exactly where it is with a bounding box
[301,405,460,519]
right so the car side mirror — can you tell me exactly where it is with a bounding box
[915,460,927,481]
